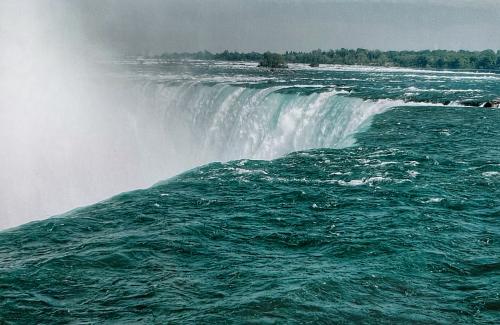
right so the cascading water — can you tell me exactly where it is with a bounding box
[8,55,492,230]
[1,72,400,229]
[136,80,400,163]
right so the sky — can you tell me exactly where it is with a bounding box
[2,0,499,56]
[68,0,500,55]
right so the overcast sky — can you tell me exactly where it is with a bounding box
[61,0,499,55]
[3,0,500,56]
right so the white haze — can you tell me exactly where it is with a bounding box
[0,1,197,229]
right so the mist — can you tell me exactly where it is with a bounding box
[0,1,193,229]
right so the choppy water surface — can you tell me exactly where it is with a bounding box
[0,61,499,323]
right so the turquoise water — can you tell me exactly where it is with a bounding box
[1,62,499,323]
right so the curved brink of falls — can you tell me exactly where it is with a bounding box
[137,81,401,162]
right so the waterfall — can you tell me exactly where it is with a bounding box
[0,77,401,229]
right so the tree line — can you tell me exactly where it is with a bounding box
[153,49,500,70]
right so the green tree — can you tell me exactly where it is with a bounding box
[416,55,429,68]
[258,52,287,68]
[478,50,496,69]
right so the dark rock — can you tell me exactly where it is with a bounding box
[483,100,500,108]
[461,101,482,107]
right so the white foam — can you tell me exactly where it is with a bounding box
[423,198,444,203]
[407,170,420,178]
[337,176,389,186]
[482,171,499,177]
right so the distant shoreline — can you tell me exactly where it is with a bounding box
[145,49,500,71]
